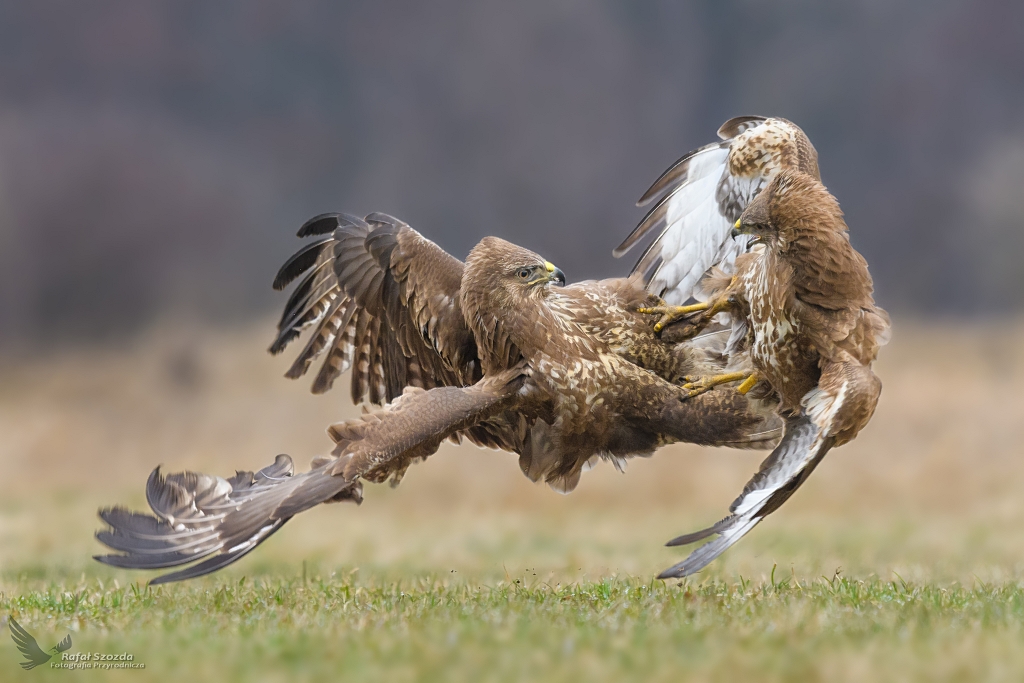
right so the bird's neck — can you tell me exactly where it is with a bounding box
[460,286,527,376]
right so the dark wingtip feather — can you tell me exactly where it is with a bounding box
[300,211,369,238]
[296,213,341,237]
[272,236,333,291]
[665,526,719,547]
[284,356,309,379]
[612,229,639,258]
[268,328,300,355]
[615,190,674,257]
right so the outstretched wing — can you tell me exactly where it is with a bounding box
[615,116,820,305]
[658,414,833,579]
[656,364,868,579]
[270,212,478,404]
[94,369,525,584]
[94,454,325,584]
[8,618,51,670]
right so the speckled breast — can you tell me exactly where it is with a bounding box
[741,258,815,410]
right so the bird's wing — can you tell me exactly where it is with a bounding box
[94,369,525,585]
[660,363,862,579]
[54,634,72,653]
[95,454,311,584]
[270,212,478,404]
[8,618,51,669]
[658,330,883,578]
[658,412,833,579]
[615,116,819,306]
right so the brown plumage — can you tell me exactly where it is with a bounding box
[656,169,889,577]
[94,215,783,584]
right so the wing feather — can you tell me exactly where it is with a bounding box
[94,371,526,584]
[658,374,850,579]
[270,213,479,404]
[616,117,820,305]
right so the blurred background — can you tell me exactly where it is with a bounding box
[1,0,1023,345]
[2,1,1024,587]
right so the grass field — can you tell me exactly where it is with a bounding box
[2,319,1023,681]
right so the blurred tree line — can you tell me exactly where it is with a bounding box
[0,0,1020,345]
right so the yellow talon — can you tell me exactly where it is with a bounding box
[638,301,718,334]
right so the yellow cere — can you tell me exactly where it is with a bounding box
[735,219,742,229]
[544,262,555,272]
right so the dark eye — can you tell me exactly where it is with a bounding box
[517,267,532,279]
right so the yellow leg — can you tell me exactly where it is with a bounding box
[682,371,750,398]
[637,298,731,333]
[736,373,759,395]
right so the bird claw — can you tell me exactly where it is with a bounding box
[637,303,711,335]
[680,372,752,399]
[682,375,716,398]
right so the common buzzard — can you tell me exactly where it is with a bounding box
[94,214,782,584]
[617,119,889,577]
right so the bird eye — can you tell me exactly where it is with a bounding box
[517,267,532,279]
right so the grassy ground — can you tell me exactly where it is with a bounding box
[4,573,1024,682]
[1,319,1024,681]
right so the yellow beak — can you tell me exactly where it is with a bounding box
[532,261,565,286]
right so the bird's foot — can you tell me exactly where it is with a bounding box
[637,301,713,334]
[682,372,751,398]
[735,373,760,395]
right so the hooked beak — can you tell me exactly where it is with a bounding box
[731,219,762,245]
[544,261,566,286]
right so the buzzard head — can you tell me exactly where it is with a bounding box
[732,169,845,252]
[461,236,566,372]
[465,237,565,305]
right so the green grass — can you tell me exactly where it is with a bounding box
[4,570,1024,682]
[4,323,1024,681]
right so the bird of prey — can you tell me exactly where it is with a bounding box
[94,213,783,584]
[616,116,888,577]
[8,618,72,670]
[636,169,889,578]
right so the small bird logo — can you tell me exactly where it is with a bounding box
[7,617,73,670]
